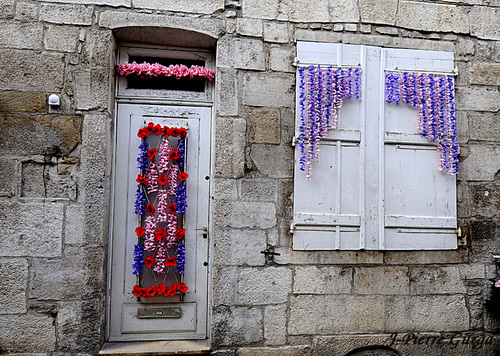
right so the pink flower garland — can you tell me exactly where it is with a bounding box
[117,62,215,81]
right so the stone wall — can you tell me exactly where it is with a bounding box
[0,0,499,355]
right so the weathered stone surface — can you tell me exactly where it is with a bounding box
[397,2,469,34]
[237,18,263,37]
[30,246,105,300]
[290,0,359,23]
[132,0,223,14]
[42,0,129,6]
[457,86,500,111]
[242,72,294,107]
[0,314,56,352]
[22,162,77,200]
[214,178,237,200]
[470,183,500,219]
[269,45,294,73]
[264,304,287,345]
[212,306,263,346]
[250,144,293,178]
[214,200,277,229]
[238,346,311,356]
[65,204,84,245]
[0,114,82,156]
[44,25,80,53]
[461,145,500,181]
[470,63,500,85]
[247,107,281,144]
[410,266,466,295]
[289,295,384,334]
[0,92,46,113]
[359,0,397,25]
[354,266,409,295]
[345,23,357,32]
[470,6,500,40]
[376,27,398,36]
[40,4,93,25]
[74,68,110,110]
[242,0,278,20]
[213,229,267,266]
[470,220,496,240]
[15,1,39,21]
[239,178,278,202]
[264,22,289,43]
[212,266,238,306]
[0,50,65,92]
[0,22,43,50]
[386,295,469,332]
[457,39,475,57]
[0,258,28,313]
[217,36,265,70]
[216,69,239,117]
[469,112,500,142]
[0,0,14,19]
[0,201,63,257]
[294,266,352,294]
[275,248,384,265]
[237,267,292,305]
[0,158,16,196]
[384,250,468,265]
[57,300,102,351]
[459,264,485,280]
[475,40,500,62]
[81,30,113,66]
[214,117,245,178]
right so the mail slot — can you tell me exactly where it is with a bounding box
[137,307,182,319]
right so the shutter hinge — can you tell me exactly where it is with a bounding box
[456,225,470,247]
[289,222,295,235]
[292,137,296,147]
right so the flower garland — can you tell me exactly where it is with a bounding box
[117,62,215,81]
[132,122,189,298]
[298,65,362,179]
[385,72,459,174]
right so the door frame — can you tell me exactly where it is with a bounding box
[105,43,215,342]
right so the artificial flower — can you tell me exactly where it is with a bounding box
[158,174,168,185]
[147,149,158,159]
[164,285,177,296]
[157,283,166,295]
[153,124,162,135]
[170,127,180,137]
[136,174,149,184]
[138,128,149,138]
[146,204,155,215]
[179,127,188,137]
[496,280,500,288]
[168,203,176,214]
[176,228,185,240]
[132,243,144,275]
[178,172,189,181]
[155,228,167,241]
[177,282,189,293]
[144,256,154,267]
[146,122,154,133]
[145,285,157,297]
[132,284,142,297]
[165,256,177,267]
[135,226,145,236]
[169,149,180,160]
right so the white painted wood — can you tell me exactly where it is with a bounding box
[109,103,211,341]
[293,42,457,250]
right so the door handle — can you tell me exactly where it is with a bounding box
[195,227,208,238]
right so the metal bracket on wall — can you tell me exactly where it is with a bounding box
[457,225,471,248]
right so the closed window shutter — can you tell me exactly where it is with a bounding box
[293,42,457,251]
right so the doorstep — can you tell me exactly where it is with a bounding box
[99,340,211,356]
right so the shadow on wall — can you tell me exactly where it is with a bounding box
[345,346,401,356]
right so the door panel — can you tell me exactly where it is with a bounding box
[109,103,210,341]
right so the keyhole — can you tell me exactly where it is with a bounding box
[205,176,209,180]
[203,261,208,266]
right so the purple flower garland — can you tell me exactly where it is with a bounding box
[298,65,362,179]
[132,243,144,275]
[175,243,186,274]
[385,72,459,174]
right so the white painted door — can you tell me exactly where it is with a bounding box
[108,103,210,341]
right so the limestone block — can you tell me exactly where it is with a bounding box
[459,264,485,280]
[0,258,28,314]
[0,314,56,352]
[291,0,328,22]
[237,267,292,305]
[237,18,263,37]
[385,295,469,331]
[0,201,63,257]
[0,113,82,156]
[242,71,297,107]
[81,30,113,66]
[40,4,93,25]
[57,300,102,351]
[460,144,500,181]
[0,92,46,113]
[275,248,384,265]
[211,306,263,346]
[214,178,238,200]
[289,295,385,334]
[264,304,287,345]
[214,200,277,229]
[354,266,409,295]
[246,107,281,144]
[0,158,15,196]
[242,0,279,20]
[44,25,80,53]
[30,246,105,300]
[470,63,500,86]
[41,0,129,6]
[74,68,110,110]
[475,40,500,62]
[457,38,474,57]
[214,117,245,178]
[329,0,359,23]
[15,1,39,21]
[457,87,499,112]
[397,2,469,34]
[250,144,293,178]
[211,266,238,306]
[22,162,77,200]
[470,6,500,40]
[470,183,500,219]
[212,229,267,266]
[294,266,352,294]
[216,69,239,117]
[216,36,265,70]
[360,0,397,25]
[238,346,311,356]
[376,27,398,36]
[239,178,278,202]
[384,250,468,265]
[65,204,84,245]
[0,0,14,19]
[0,22,43,50]
[264,22,289,43]
[0,50,65,92]
[132,0,224,14]
[469,112,500,142]
[269,46,294,73]
[410,266,466,295]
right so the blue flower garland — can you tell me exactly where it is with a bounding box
[132,243,144,275]
[175,243,186,274]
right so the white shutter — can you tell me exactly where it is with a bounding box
[293,43,457,250]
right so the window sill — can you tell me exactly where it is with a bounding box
[99,340,210,356]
